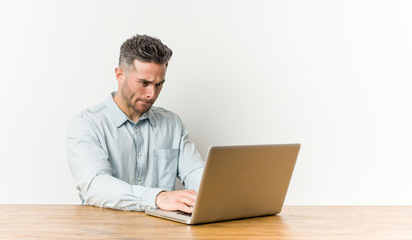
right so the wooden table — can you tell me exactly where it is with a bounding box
[0,205,411,239]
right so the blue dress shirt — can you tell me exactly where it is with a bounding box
[67,92,205,211]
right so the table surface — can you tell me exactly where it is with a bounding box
[0,205,411,239]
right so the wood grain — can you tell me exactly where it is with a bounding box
[0,205,411,239]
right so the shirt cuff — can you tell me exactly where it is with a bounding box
[139,187,166,210]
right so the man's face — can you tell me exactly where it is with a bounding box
[115,59,167,119]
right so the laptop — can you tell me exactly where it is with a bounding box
[145,143,300,225]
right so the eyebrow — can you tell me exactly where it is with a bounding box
[139,79,166,84]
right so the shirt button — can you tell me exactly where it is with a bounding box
[139,152,142,156]
[135,128,139,132]
[138,177,142,181]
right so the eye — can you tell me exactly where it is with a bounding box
[155,82,164,88]
[140,81,150,87]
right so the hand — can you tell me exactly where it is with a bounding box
[155,190,197,213]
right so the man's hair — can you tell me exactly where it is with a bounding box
[119,34,173,70]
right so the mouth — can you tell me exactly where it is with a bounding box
[138,100,154,106]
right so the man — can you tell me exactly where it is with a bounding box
[67,34,204,213]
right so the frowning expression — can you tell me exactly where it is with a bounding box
[115,59,166,121]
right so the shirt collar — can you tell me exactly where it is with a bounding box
[140,110,156,127]
[106,91,156,128]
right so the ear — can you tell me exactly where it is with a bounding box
[115,67,125,85]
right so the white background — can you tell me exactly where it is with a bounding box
[0,0,411,205]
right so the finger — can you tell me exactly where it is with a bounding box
[179,204,194,213]
[177,195,196,207]
[186,189,197,195]
[180,190,197,200]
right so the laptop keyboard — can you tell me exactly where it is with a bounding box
[177,211,192,217]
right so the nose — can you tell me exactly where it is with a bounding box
[146,85,156,99]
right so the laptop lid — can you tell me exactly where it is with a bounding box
[146,143,300,224]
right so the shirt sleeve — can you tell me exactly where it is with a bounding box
[67,116,166,211]
[177,124,205,191]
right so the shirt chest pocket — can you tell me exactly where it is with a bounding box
[153,149,179,189]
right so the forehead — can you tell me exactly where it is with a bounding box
[131,59,167,76]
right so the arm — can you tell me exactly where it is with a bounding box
[155,123,205,213]
[67,116,165,211]
[177,126,205,191]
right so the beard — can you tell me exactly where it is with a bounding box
[121,81,155,116]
